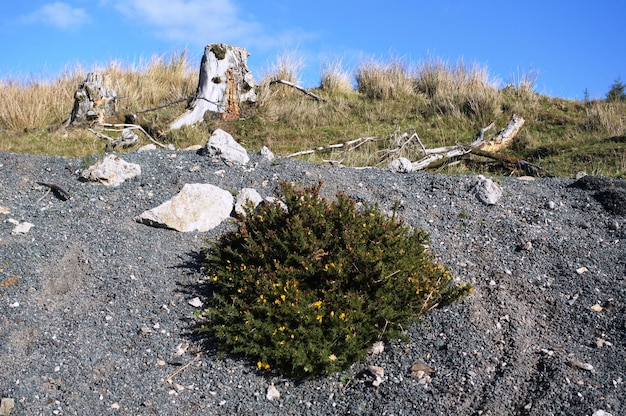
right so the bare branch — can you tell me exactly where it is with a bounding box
[269,79,326,102]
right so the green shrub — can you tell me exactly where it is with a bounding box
[199,181,471,380]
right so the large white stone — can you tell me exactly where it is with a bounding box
[472,175,503,205]
[135,183,234,232]
[202,129,249,165]
[388,157,413,173]
[80,154,141,187]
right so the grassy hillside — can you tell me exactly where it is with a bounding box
[1,51,624,178]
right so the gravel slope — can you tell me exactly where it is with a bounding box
[0,149,624,416]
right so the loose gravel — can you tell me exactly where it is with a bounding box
[0,149,624,415]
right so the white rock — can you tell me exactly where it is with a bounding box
[10,220,34,235]
[135,183,234,232]
[137,144,157,152]
[0,398,15,416]
[260,146,275,161]
[472,175,502,205]
[81,154,141,187]
[593,410,614,416]
[266,384,280,401]
[234,188,264,216]
[202,129,249,165]
[0,206,9,215]
[576,266,588,274]
[188,297,204,308]
[370,341,385,355]
[388,157,413,173]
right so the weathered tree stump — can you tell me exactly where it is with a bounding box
[170,44,257,129]
[65,72,117,127]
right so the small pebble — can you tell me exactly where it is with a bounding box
[266,384,280,401]
[369,341,384,355]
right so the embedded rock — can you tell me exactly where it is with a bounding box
[200,129,249,165]
[472,175,502,205]
[388,157,413,173]
[80,154,141,187]
[135,183,234,232]
[234,188,264,216]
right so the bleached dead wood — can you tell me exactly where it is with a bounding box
[410,114,523,171]
[88,123,168,150]
[285,114,526,172]
[170,44,257,129]
[269,79,326,102]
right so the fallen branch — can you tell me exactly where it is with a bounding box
[286,136,378,158]
[134,96,193,114]
[285,114,528,174]
[409,114,523,171]
[89,123,168,150]
[269,79,326,102]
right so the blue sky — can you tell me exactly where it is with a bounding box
[1,1,624,100]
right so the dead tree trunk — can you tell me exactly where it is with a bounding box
[170,44,257,129]
[64,72,117,127]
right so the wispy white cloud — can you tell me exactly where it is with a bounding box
[108,0,316,51]
[19,2,91,30]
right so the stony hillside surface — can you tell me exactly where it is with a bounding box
[0,149,624,415]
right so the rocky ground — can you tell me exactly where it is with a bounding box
[0,148,624,415]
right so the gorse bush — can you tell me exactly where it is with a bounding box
[200,181,470,379]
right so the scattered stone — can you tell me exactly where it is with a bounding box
[569,357,594,372]
[0,206,9,215]
[266,384,280,401]
[546,200,557,210]
[519,241,533,251]
[200,129,249,165]
[410,362,435,376]
[137,144,157,152]
[135,183,234,232]
[110,402,120,410]
[234,188,264,216]
[183,144,203,152]
[388,157,413,173]
[516,176,536,181]
[80,154,141,187]
[188,297,203,308]
[592,411,613,416]
[260,146,275,161]
[188,165,200,173]
[369,365,385,387]
[591,303,603,312]
[0,397,15,416]
[608,220,620,231]
[575,171,587,180]
[576,267,588,275]
[8,302,19,308]
[369,341,384,355]
[472,175,502,205]
[9,219,34,235]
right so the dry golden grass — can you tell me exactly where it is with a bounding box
[320,58,353,93]
[356,59,415,100]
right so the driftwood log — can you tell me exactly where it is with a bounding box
[286,114,535,174]
[170,44,257,129]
